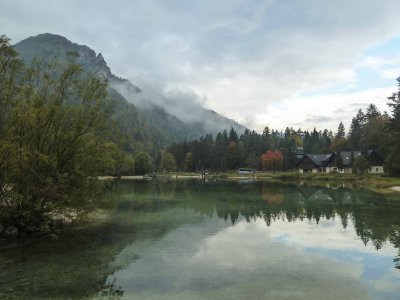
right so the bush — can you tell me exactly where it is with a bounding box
[352,155,370,174]
[134,152,153,175]
[0,36,117,236]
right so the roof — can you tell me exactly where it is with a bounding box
[339,151,362,166]
[297,150,383,168]
[305,153,334,167]
[340,150,383,166]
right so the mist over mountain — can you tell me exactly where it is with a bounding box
[111,80,245,135]
[14,33,245,148]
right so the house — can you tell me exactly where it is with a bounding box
[366,150,384,174]
[297,150,384,174]
[338,151,359,173]
[338,150,384,174]
[297,153,335,173]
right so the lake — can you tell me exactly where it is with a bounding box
[1,179,400,299]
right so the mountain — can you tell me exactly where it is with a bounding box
[13,33,246,152]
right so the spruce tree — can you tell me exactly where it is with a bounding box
[336,122,346,138]
[385,77,400,176]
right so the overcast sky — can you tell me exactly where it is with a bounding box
[2,0,400,132]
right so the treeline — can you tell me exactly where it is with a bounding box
[165,85,400,176]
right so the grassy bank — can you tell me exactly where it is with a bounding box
[212,171,400,194]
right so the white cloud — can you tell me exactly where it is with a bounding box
[2,0,400,130]
[267,86,395,132]
[109,213,398,299]
[360,56,400,79]
[264,217,398,256]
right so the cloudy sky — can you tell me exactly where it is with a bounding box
[2,0,400,132]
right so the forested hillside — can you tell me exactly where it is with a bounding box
[13,33,246,154]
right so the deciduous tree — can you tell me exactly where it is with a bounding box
[261,150,283,172]
[0,36,117,235]
[160,151,176,172]
[134,151,153,175]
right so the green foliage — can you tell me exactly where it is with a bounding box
[0,36,117,235]
[353,155,370,174]
[385,77,400,176]
[281,128,297,170]
[335,151,344,170]
[134,151,153,175]
[226,141,238,169]
[245,153,260,170]
[336,122,346,138]
[184,152,193,171]
[348,113,362,150]
[159,151,176,172]
[303,128,332,153]
[112,147,135,176]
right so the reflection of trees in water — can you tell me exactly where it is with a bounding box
[2,180,399,299]
[262,185,284,204]
[390,225,400,270]
[0,181,183,299]
[176,180,400,270]
[0,223,130,299]
[118,179,400,272]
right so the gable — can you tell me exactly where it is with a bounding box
[368,150,384,166]
[297,155,319,169]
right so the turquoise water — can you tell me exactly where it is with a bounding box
[1,180,400,299]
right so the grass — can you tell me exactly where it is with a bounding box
[210,171,400,194]
[151,170,400,194]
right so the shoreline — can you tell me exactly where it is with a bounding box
[98,172,400,194]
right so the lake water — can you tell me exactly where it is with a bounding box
[1,179,400,299]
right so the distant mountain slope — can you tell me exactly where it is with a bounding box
[13,33,246,151]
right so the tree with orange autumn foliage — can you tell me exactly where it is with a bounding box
[261,150,283,172]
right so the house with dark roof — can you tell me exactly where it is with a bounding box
[296,150,384,174]
[367,150,385,173]
[296,153,335,173]
[338,151,357,174]
[339,150,384,174]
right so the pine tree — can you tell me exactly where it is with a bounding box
[336,122,346,138]
[228,127,238,143]
[348,117,362,150]
[385,77,400,176]
[335,151,344,171]
[366,103,381,119]
[356,108,366,124]
[331,122,348,152]
[215,133,227,170]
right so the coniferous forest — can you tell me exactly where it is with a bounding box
[167,99,400,175]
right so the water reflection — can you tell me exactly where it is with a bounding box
[0,180,399,299]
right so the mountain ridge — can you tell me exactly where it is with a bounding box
[13,33,246,150]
